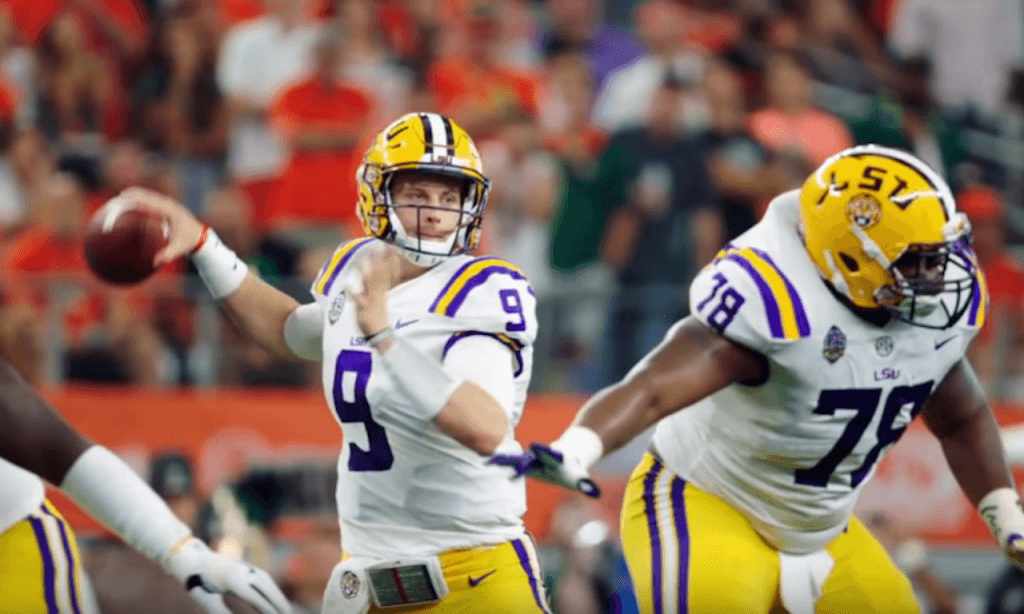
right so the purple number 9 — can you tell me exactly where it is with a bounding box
[333,350,393,472]
[500,288,526,332]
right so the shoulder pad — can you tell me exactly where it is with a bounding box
[427,256,536,345]
[690,245,812,353]
[310,237,375,301]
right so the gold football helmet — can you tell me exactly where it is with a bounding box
[799,144,977,329]
[356,112,490,267]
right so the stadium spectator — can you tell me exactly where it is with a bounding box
[540,0,644,94]
[0,6,37,128]
[481,107,557,296]
[957,186,1024,400]
[597,73,721,385]
[849,55,967,185]
[542,47,613,390]
[696,55,781,240]
[426,2,540,139]
[216,0,320,227]
[0,302,45,385]
[36,12,111,190]
[592,0,704,133]
[10,128,56,208]
[151,11,227,216]
[265,30,374,235]
[0,81,26,229]
[801,0,896,93]
[334,0,412,129]
[889,0,1024,119]
[865,513,959,614]
[748,50,853,187]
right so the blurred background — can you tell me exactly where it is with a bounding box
[4,0,1024,611]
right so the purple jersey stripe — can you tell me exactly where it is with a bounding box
[41,505,83,614]
[428,257,488,312]
[670,477,689,614]
[512,538,552,613]
[442,265,529,317]
[442,331,524,377]
[643,458,665,614]
[322,238,375,295]
[28,514,59,614]
[749,248,811,336]
[723,254,785,339]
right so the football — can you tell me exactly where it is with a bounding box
[84,198,170,285]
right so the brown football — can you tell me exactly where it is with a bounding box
[84,199,170,285]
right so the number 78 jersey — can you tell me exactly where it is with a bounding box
[311,239,536,559]
[652,191,987,554]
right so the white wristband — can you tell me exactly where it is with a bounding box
[554,426,604,470]
[60,446,192,564]
[191,228,248,299]
[979,487,1024,548]
[379,335,462,421]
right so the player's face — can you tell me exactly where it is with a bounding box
[390,173,466,241]
[892,248,946,296]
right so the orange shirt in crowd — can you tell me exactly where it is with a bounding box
[218,0,331,26]
[428,58,540,123]
[748,107,853,168]
[266,78,374,234]
[3,0,146,49]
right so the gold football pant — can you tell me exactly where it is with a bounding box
[621,454,920,614]
[0,500,90,614]
[366,537,552,613]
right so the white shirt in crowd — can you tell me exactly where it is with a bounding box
[217,16,320,181]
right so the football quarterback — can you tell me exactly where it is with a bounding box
[132,112,549,613]
[0,362,289,614]
[495,145,1023,614]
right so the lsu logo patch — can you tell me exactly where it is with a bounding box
[341,570,361,598]
[329,292,346,325]
[845,193,882,229]
[823,325,846,363]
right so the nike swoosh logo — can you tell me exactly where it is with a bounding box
[395,319,419,329]
[468,570,496,587]
[935,336,957,350]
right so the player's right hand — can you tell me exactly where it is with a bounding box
[166,538,292,614]
[490,442,601,498]
[116,187,205,266]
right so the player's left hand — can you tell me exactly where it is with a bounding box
[167,538,291,614]
[490,443,601,498]
[352,246,401,338]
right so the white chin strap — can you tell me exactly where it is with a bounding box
[386,207,459,268]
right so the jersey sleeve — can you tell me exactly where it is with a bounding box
[309,237,376,306]
[426,256,537,349]
[689,246,812,355]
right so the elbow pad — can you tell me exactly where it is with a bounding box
[283,303,324,361]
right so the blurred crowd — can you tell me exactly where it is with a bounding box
[0,0,1024,401]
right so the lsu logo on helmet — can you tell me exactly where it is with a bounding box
[798,144,983,329]
[354,112,490,267]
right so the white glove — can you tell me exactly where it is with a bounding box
[490,427,604,497]
[979,488,1024,570]
[166,538,292,614]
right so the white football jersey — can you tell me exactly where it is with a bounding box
[653,190,986,554]
[310,238,536,559]
[0,460,45,535]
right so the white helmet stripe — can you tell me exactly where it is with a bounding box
[423,113,449,159]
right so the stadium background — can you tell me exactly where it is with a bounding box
[2,0,1024,611]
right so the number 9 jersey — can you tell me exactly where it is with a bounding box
[310,238,537,560]
[652,189,987,554]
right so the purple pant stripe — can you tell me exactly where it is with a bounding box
[28,515,59,614]
[40,505,83,614]
[643,458,665,614]
[671,477,689,614]
[512,538,553,614]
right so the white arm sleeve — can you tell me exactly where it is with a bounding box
[443,335,516,419]
[283,303,324,361]
[60,446,191,564]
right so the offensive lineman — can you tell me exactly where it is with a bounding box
[0,359,290,614]
[494,145,1024,614]
[128,112,550,613]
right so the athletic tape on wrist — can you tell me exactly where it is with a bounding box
[979,487,1024,548]
[191,228,248,299]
